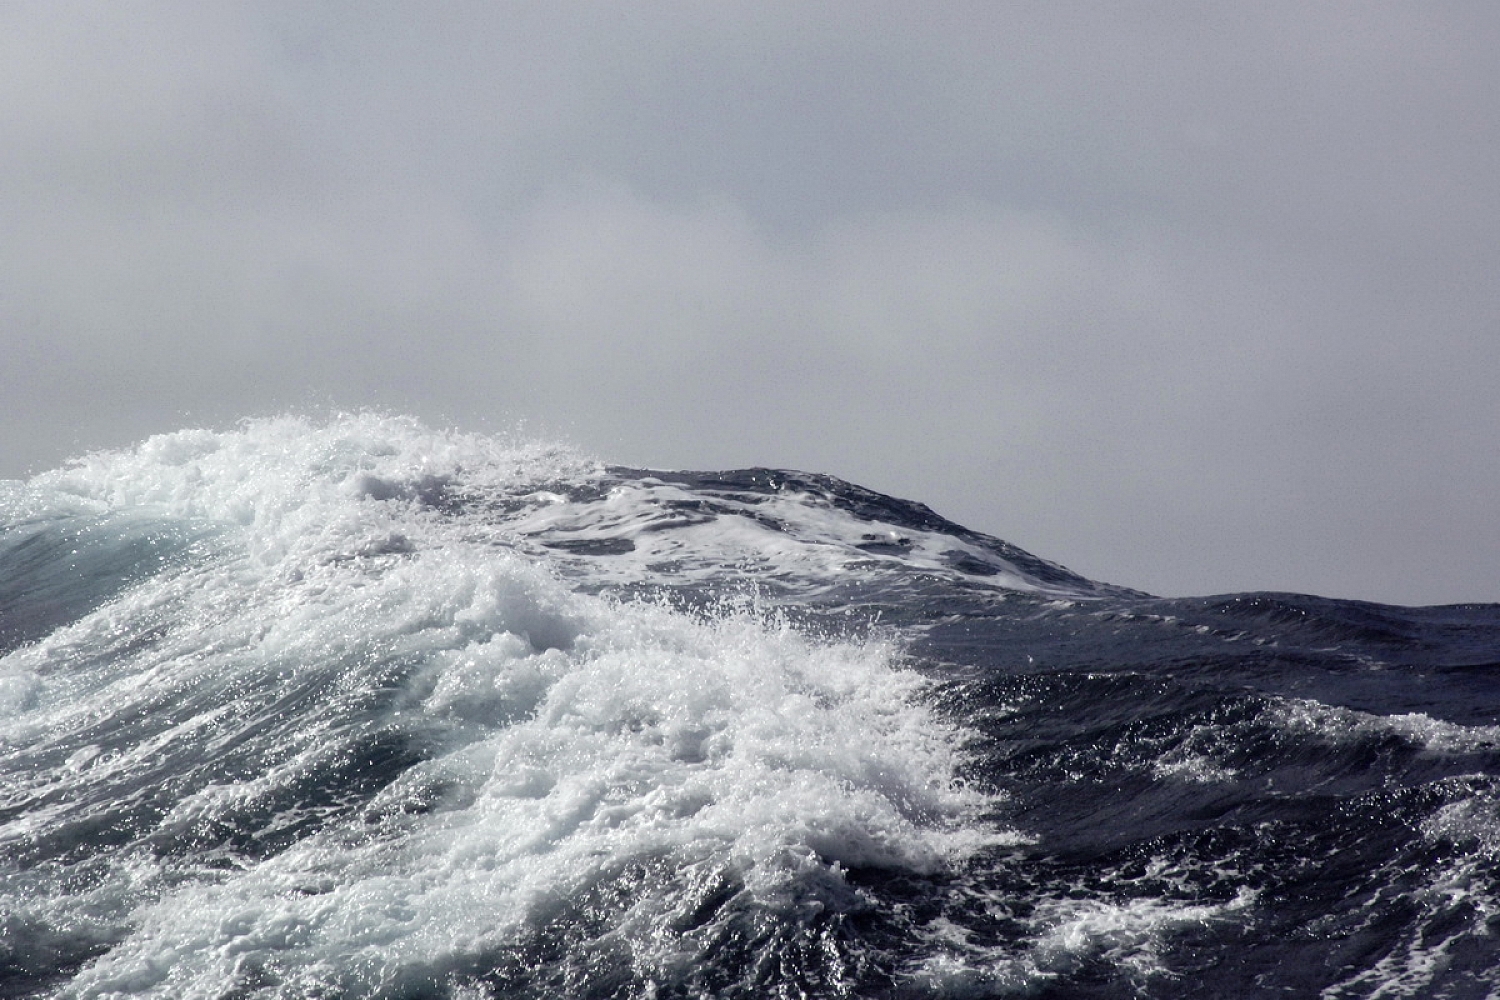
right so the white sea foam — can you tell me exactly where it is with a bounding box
[1315,786,1500,1000]
[1151,745,1239,784]
[2,414,1004,997]
[912,888,1254,995]
[1263,700,1500,1000]
[494,472,1071,598]
[1271,698,1500,753]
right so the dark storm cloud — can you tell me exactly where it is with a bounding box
[2,1,1497,604]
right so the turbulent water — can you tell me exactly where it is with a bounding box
[3,414,1499,999]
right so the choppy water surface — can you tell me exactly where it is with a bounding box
[2,415,1498,998]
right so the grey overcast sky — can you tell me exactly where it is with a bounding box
[3,2,1497,606]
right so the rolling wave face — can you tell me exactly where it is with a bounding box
[0,415,1008,998]
[4,413,1500,999]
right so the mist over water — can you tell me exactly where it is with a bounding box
[4,414,1500,998]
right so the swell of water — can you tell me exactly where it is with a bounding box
[4,413,1500,999]
[0,415,1005,998]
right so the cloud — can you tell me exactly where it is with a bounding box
[2,2,1497,604]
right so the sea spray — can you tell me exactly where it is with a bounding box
[4,414,1001,998]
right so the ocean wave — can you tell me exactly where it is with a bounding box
[5,413,1500,998]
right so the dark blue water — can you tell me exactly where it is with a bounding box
[3,416,1498,998]
[905,594,1500,998]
